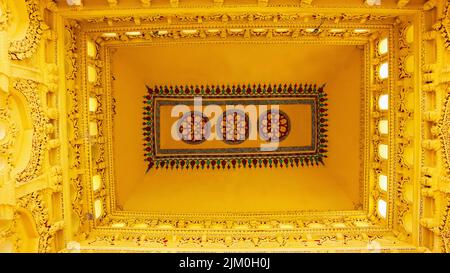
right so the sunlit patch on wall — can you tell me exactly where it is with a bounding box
[86,40,96,58]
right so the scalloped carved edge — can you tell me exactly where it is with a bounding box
[13,79,48,183]
[8,0,44,60]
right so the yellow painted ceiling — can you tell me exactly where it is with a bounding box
[111,42,363,213]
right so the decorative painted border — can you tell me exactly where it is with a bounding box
[142,84,328,170]
[102,36,370,228]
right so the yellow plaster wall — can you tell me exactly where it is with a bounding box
[111,42,363,213]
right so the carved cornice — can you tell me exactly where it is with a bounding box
[8,0,45,60]
[83,12,394,26]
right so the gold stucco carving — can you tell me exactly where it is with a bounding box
[8,0,45,60]
[2,0,450,252]
[12,79,48,183]
[435,0,450,49]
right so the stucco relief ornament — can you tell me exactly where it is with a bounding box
[439,94,450,172]
[0,2,9,31]
[8,0,45,60]
[13,79,49,183]
[435,0,450,49]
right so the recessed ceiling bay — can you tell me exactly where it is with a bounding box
[110,42,363,213]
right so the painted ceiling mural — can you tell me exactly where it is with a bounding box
[143,84,328,170]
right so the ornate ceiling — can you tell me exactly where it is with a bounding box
[0,0,450,253]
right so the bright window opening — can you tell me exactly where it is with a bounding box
[379,119,389,135]
[87,65,97,83]
[125,31,141,36]
[89,97,98,112]
[111,222,126,228]
[92,174,101,191]
[89,122,98,136]
[86,40,96,58]
[378,38,388,55]
[379,174,388,191]
[94,199,102,219]
[378,199,387,218]
[102,32,117,38]
[378,94,389,110]
[330,29,345,33]
[379,62,389,79]
[378,144,389,160]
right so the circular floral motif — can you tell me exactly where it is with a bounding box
[177,111,210,144]
[259,110,290,142]
[217,109,250,144]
